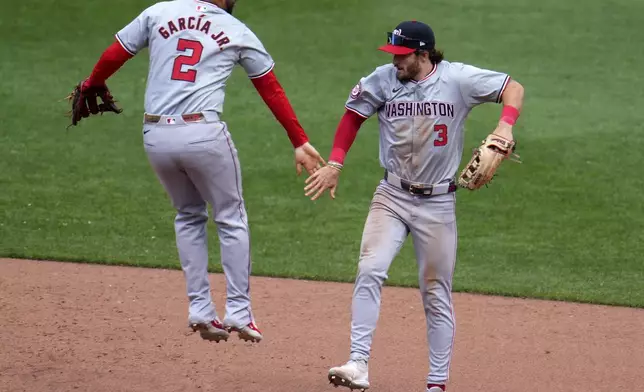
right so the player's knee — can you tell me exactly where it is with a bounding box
[216,223,247,243]
[213,207,248,229]
[423,279,450,296]
[357,258,389,282]
[175,202,207,215]
[421,284,453,315]
[175,207,208,223]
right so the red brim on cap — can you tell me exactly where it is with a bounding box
[378,44,416,55]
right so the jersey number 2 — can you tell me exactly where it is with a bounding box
[171,39,203,83]
[434,124,448,146]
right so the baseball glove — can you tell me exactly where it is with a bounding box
[65,79,122,128]
[457,133,521,190]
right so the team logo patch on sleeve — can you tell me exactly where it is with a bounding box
[350,82,362,99]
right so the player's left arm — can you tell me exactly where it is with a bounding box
[456,68,525,189]
[456,63,525,140]
[239,28,325,176]
[250,70,326,176]
[493,79,525,140]
[248,69,308,148]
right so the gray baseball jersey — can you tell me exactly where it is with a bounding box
[117,0,275,336]
[115,0,274,115]
[337,58,513,388]
[345,60,510,185]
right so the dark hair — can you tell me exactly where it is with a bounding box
[429,48,444,64]
[416,48,444,64]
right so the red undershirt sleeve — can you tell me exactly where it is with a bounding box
[328,109,367,165]
[86,40,134,86]
[250,70,309,148]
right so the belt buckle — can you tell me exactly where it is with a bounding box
[408,183,431,196]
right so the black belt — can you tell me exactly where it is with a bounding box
[384,171,457,197]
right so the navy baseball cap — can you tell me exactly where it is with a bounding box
[379,20,436,55]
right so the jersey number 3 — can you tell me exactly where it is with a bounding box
[434,124,448,146]
[171,39,203,83]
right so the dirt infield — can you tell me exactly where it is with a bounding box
[1,258,643,392]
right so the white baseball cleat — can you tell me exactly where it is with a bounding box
[427,387,445,392]
[224,321,263,343]
[328,360,370,391]
[189,319,229,343]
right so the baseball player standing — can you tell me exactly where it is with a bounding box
[70,0,325,344]
[304,20,524,391]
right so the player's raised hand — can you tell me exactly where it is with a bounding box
[294,142,326,176]
[304,164,342,200]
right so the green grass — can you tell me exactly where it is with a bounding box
[1,0,643,307]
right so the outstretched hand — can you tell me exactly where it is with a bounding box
[304,165,342,200]
[295,142,326,176]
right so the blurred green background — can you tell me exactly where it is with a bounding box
[1,0,643,307]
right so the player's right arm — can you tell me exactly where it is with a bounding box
[237,27,325,176]
[304,67,388,200]
[327,68,388,167]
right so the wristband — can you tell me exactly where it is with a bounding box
[500,105,520,126]
[327,161,343,171]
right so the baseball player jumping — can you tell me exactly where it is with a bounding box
[304,20,525,391]
[67,0,325,344]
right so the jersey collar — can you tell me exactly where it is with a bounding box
[192,0,225,12]
[410,62,439,84]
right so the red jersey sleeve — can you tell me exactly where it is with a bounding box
[250,70,309,148]
[86,40,133,86]
[328,109,367,165]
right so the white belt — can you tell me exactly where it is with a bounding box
[143,111,221,125]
